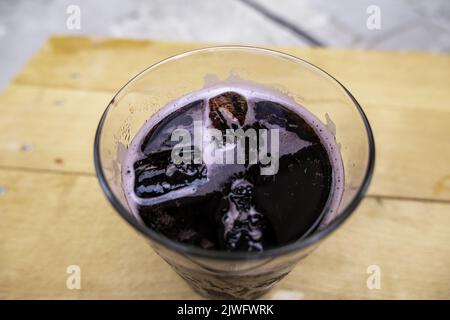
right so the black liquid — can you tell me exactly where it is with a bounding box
[130,92,333,252]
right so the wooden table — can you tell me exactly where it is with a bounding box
[0,36,449,299]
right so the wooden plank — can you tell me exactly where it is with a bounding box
[1,36,449,300]
[1,84,449,201]
[0,85,111,174]
[0,169,448,299]
[14,37,205,92]
[12,36,450,112]
[365,104,450,201]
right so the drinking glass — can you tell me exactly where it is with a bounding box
[94,46,375,299]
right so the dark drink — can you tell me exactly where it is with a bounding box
[122,85,344,252]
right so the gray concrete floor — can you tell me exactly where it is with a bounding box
[0,0,449,90]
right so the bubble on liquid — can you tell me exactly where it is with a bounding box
[121,83,345,250]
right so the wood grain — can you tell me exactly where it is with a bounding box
[1,84,449,201]
[0,36,449,299]
[13,36,450,112]
[0,169,448,299]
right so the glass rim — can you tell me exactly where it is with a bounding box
[93,45,375,261]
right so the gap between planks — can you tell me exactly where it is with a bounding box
[1,165,449,205]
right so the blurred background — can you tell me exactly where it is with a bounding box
[0,0,449,90]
